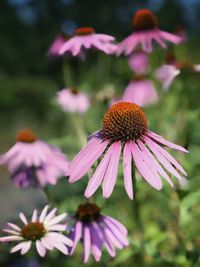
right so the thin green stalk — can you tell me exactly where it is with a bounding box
[132,163,145,264]
[62,56,73,87]
[69,113,87,148]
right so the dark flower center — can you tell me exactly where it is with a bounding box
[165,53,176,65]
[21,222,46,241]
[132,9,158,31]
[102,102,148,143]
[70,88,79,95]
[17,129,37,143]
[75,27,95,36]
[76,203,101,223]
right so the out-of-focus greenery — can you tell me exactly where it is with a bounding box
[0,0,200,266]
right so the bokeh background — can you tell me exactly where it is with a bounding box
[0,0,200,266]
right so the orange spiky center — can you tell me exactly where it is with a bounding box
[132,9,158,31]
[76,203,101,223]
[75,27,95,36]
[17,130,37,143]
[70,88,79,95]
[21,222,46,241]
[102,102,148,142]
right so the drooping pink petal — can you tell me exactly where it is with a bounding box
[105,216,128,235]
[145,137,186,175]
[123,142,133,199]
[83,225,91,263]
[137,140,174,187]
[145,137,183,180]
[68,138,109,183]
[148,131,188,153]
[102,142,121,198]
[130,142,163,190]
[102,217,129,247]
[93,222,116,257]
[90,223,102,262]
[84,146,111,198]
[159,31,183,44]
[70,221,82,255]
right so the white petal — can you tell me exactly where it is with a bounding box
[43,208,57,225]
[52,241,69,255]
[32,209,38,222]
[11,241,31,253]
[7,223,21,231]
[41,236,54,250]
[21,241,32,254]
[36,240,46,257]
[0,236,23,242]
[39,205,49,222]
[19,213,28,225]
[47,232,73,246]
[45,213,67,227]
[47,224,66,231]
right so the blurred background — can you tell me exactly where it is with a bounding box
[0,0,200,266]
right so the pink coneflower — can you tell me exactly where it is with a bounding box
[48,32,70,56]
[0,129,69,187]
[117,9,183,55]
[56,88,90,113]
[128,51,149,74]
[59,27,116,56]
[155,53,200,90]
[67,102,188,199]
[122,76,158,107]
[0,205,73,256]
[67,203,129,263]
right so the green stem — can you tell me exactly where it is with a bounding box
[132,163,145,264]
[69,113,87,148]
[62,56,73,87]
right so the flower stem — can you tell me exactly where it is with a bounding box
[69,113,87,148]
[62,56,73,87]
[132,163,145,264]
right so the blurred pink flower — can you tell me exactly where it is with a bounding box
[122,78,158,107]
[155,53,200,90]
[128,52,149,74]
[67,203,129,263]
[67,102,188,199]
[59,27,117,56]
[48,32,70,56]
[56,88,90,113]
[117,9,183,55]
[0,205,73,257]
[0,129,68,187]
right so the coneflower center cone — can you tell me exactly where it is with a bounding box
[76,203,101,223]
[17,129,37,143]
[21,222,46,241]
[75,27,95,36]
[102,102,148,143]
[132,9,158,31]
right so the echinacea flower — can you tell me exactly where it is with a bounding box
[56,88,90,113]
[122,76,158,106]
[155,53,200,90]
[117,9,183,55]
[48,32,70,57]
[128,51,149,74]
[67,102,188,199]
[59,27,116,56]
[0,129,69,188]
[67,203,129,263]
[0,205,73,257]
